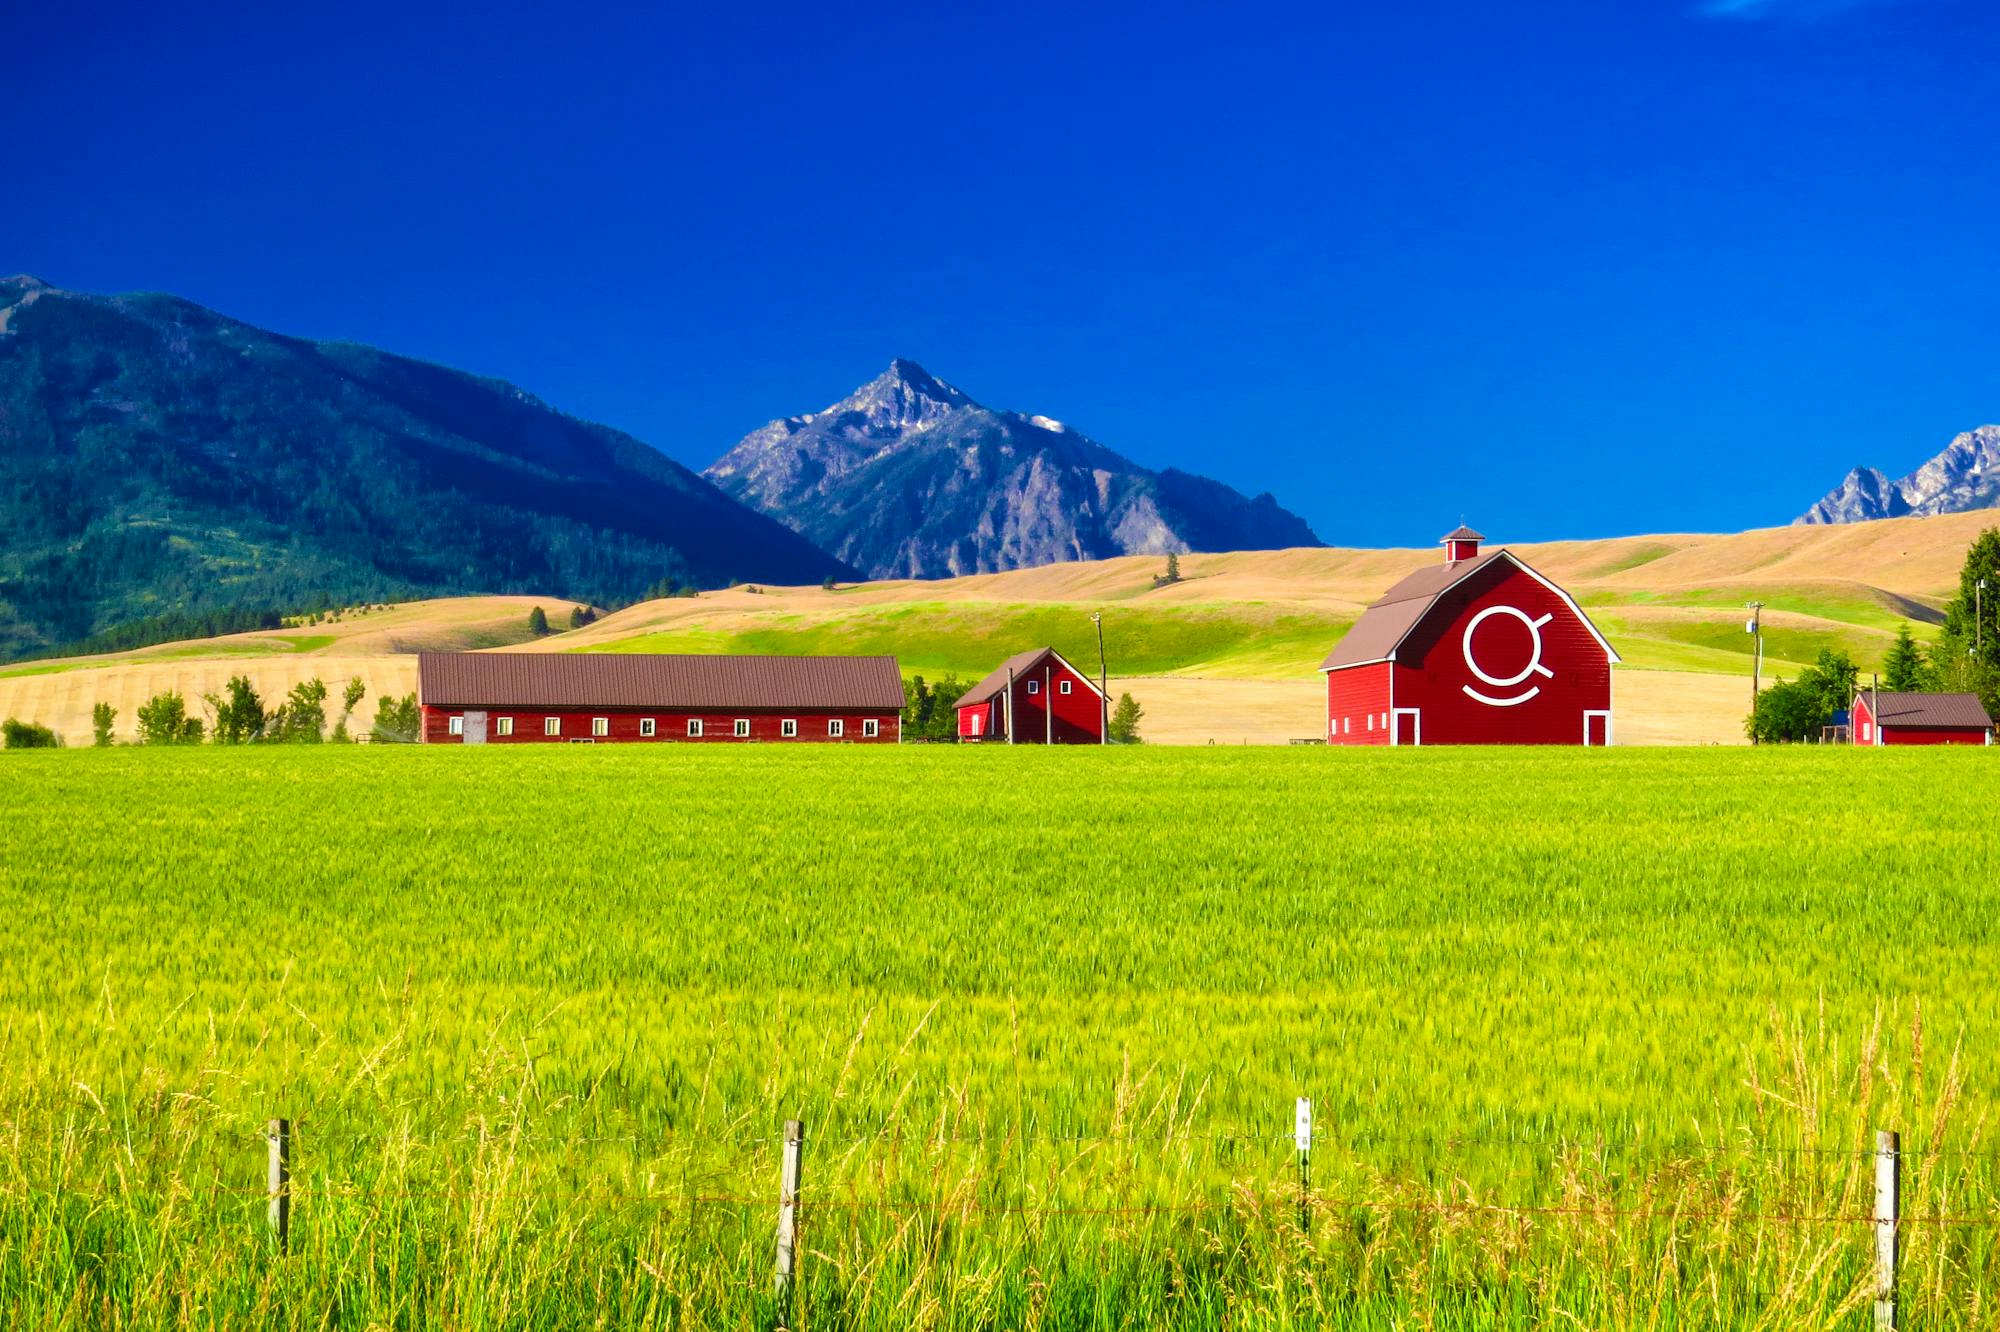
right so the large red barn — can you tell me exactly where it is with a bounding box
[1850,690,1993,746]
[417,652,905,743]
[1320,527,1619,746]
[955,647,1106,743]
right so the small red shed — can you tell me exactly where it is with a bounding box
[1850,690,1993,746]
[955,647,1106,744]
[417,652,905,743]
[1320,526,1619,746]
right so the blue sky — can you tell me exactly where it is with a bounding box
[9,0,1996,547]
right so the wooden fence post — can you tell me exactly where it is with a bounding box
[267,1117,292,1254]
[1875,1129,1899,1329]
[1295,1097,1312,1234]
[775,1118,804,1303]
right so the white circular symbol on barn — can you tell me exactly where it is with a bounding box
[1461,605,1554,707]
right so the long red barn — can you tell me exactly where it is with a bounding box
[417,652,905,743]
[1321,526,1619,746]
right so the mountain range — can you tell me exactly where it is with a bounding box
[1796,425,2000,525]
[0,280,1324,660]
[0,275,846,658]
[704,359,1321,579]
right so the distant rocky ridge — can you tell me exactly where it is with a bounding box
[1796,425,2000,525]
[704,359,1322,579]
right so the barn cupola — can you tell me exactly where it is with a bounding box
[1441,523,1484,564]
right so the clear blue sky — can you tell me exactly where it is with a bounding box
[10,0,1997,547]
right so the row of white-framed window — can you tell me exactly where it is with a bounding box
[1330,712,1392,736]
[448,715,879,739]
[1023,679,1074,696]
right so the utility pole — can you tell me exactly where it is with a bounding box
[1746,602,1765,745]
[1090,613,1108,745]
[1978,578,1986,660]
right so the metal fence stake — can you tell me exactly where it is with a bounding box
[267,1118,292,1254]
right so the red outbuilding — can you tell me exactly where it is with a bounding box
[417,652,905,743]
[1850,690,1993,746]
[955,647,1106,743]
[1320,526,1619,746]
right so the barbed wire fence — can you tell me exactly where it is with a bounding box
[17,1102,2000,1324]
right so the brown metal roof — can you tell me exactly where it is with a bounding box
[418,652,906,710]
[1320,548,1618,671]
[1861,691,1994,729]
[1441,524,1485,542]
[1321,550,1507,669]
[957,647,1059,707]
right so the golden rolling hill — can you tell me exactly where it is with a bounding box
[3,512,1990,746]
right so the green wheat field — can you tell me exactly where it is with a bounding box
[2,746,1997,1329]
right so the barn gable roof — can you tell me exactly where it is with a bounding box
[1855,690,1994,729]
[417,652,906,710]
[1320,548,1620,671]
[956,646,1106,707]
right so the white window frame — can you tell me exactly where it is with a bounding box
[734,718,751,738]
[544,716,561,736]
[1026,679,1040,695]
[639,718,656,738]
[828,718,845,738]
[781,718,798,738]
[592,717,609,738]
[1059,679,1073,695]
[448,715,464,736]
[495,716,513,737]
[688,719,704,738]
[862,718,879,737]
[1861,720,1873,744]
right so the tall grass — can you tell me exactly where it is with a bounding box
[2,746,1997,1327]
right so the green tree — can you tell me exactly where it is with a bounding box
[527,605,550,636]
[371,692,421,743]
[330,676,367,742]
[568,604,597,629]
[1883,623,1926,692]
[1743,650,1855,744]
[1927,529,2000,712]
[1152,552,1182,588]
[1109,692,1144,743]
[822,575,839,592]
[1745,678,1821,744]
[1803,648,1858,723]
[206,675,267,744]
[91,702,116,747]
[136,691,204,745]
[268,678,329,743]
[3,718,62,748]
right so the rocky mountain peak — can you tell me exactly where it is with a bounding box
[829,358,973,434]
[1796,425,2000,525]
[704,362,1322,579]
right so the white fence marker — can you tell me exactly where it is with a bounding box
[1295,1097,1313,1233]
[1875,1129,1900,1329]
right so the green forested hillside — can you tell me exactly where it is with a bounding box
[0,276,847,658]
